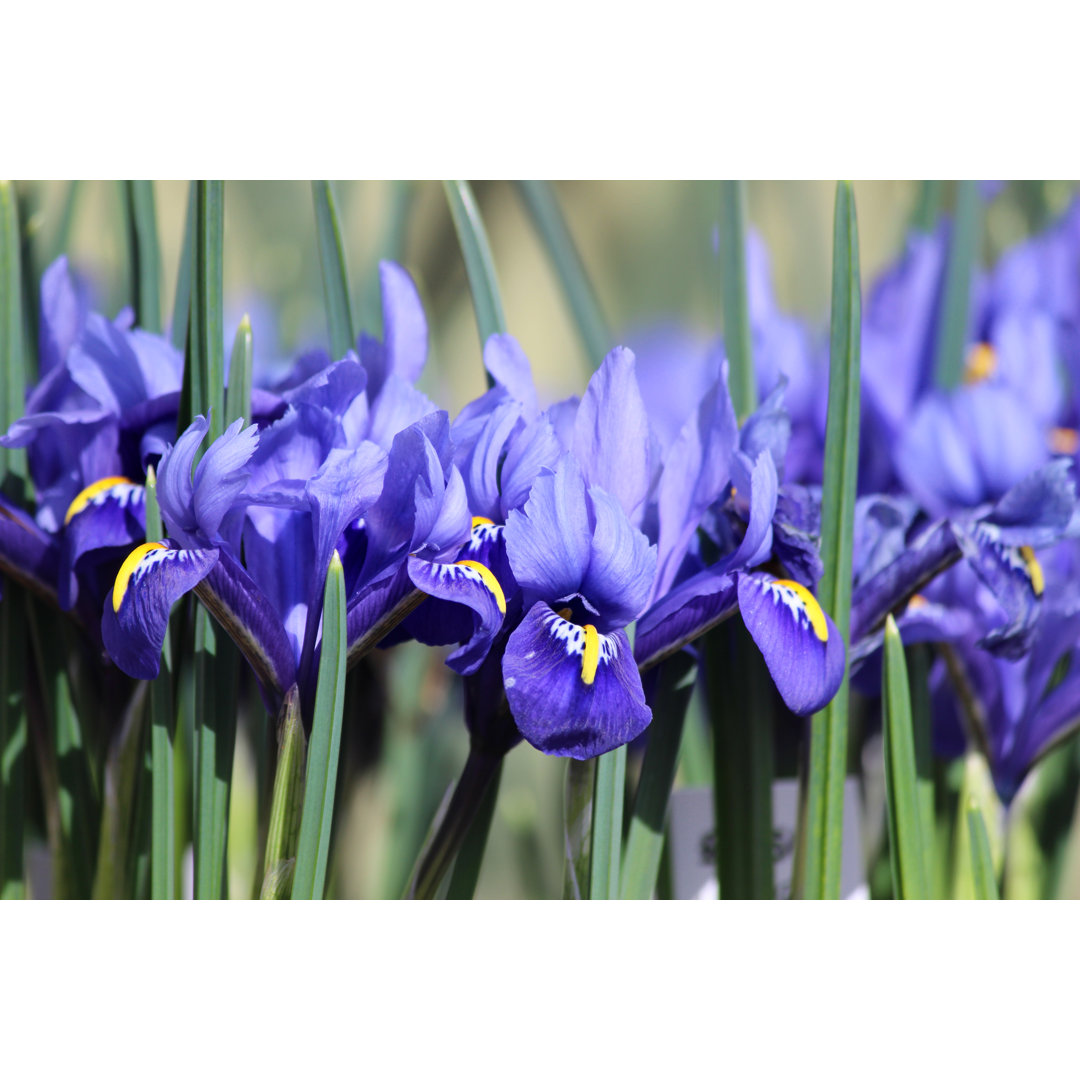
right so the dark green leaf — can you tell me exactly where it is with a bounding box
[123,180,162,333]
[934,180,980,389]
[719,180,757,420]
[260,686,306,899]
[311,181,356,363]
[803,181,861,900]
[292,552,348,899]
[882,616,928,900]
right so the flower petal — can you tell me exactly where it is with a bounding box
[102,542,218,681]
[503,601,650,759]
[736,571,845,715]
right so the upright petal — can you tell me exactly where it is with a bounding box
[572,347,651,524]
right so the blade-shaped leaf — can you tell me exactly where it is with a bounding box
[719,179,757,420]
[590,745,626,900]
[123,180,162,333]
[444,181,507,356]
[292,552,348,900]
[967,801,1000,900]
[882,615,928,900]
[934,180,980,389]
[226,314,253,424]
[620,651,696,900]
[260,686,306,899]
[311,181,355,363]
[803,181,861,900]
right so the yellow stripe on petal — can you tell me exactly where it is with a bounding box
[64,476,133,524]
[963,343,997,385]
[455,559,506,614]
[113,542,166,613]
[773,579,828,642]
[471,516,495,530]
[581,624,600,686]
[1019,545,1044,596]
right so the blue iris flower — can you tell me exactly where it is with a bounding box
[100,264,502,716]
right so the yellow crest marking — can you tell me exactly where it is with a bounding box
[581,624,600,686]
[1019,545,1044,596]
[471,516,495,530]
[906,593,929,610]
[963,343,997,385]
[64,476,134,524]
[455,559,507,614]
[773,578,828,642]
[113,542,166,613]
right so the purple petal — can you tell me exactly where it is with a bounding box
[737,572,845,715]
[504,455,591,606]
[483,334,538,417]
[380,261,427,391]
[192,418,258,539]
[102,542,218,681]
[572,346,651,524]
[503,601,650,759]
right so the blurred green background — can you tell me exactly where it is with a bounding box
[14,180,1079,897]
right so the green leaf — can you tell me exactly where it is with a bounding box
[123,180,162,334]
[803,181,861,900]
[707,622,775,899]
[934,180,980,389]
[359,181,416,335]
[171,183,196,357]
[144,467,176,900]
[405,748,502,900]
[907,643,936,895]
[49,181,80,264]
[563,758,593,899]
[92,687,149,899]
[192,180,225,445]
[260,686,306,899]
[225,314,253,424]
[620,652,696,899]
[0,181,28,899]
[291,552,349,900]
[967,801,1000,899]
[445,760,503,899]
[311,181,356,363]
[515,180,610,368]
[589,745,626,900]
[444,181,507,354]
[881,616,928,900]
[910,181,942,234]
[719,180,757,420]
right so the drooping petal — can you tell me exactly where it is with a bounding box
[634,570,740,671]
[102,542,218,681]
[406,555,507,675]
[980,458,1076,547]
[572,346,651,524]
[503,601,650,759]
[736,571,845,715]
[0,495,61,602]
[951,521,1042,658]
[58,478,145,610]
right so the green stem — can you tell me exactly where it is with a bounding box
[934,180,980,389]
[445,761,504,899]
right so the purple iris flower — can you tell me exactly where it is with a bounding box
[632,358,844,716]
[100,264,502,715]
[925,540,1080,805]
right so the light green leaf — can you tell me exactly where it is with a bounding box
[311,181,356,363]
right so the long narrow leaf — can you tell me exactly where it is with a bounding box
[907,643,936,895]
[444,180,507,351]
[590,746,626,900]
[311,181,356,362]
[934,180,980,389]
[563,758,593,899]
[171,183,195,356]
[260,687,306,899]
[123,180,162,333]
[882,616,928,900]
[516,179,609,367]
[0,181,27,898]
[718,180,756,420]
[621,652,696,899]
[910,180,942,234]
[803,181,861,900]
[445,761,504,899]
[226,314,253,424]
[967,802,1000,899]
[292,552,348,899]
[144,466,176,899]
